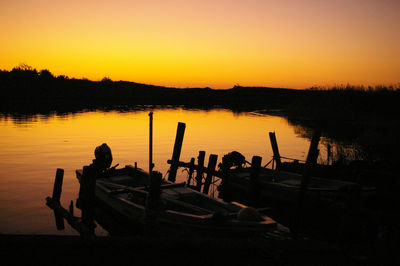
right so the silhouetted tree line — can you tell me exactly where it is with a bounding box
[1,65,399,122]
[0,64,299,112]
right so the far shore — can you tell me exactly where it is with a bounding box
[2,67,399,164]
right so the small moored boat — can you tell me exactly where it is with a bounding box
[76,165,277,236]
[219,166,376,205]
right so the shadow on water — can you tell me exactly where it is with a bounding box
[286,116,399,168]
[285,117,399,204]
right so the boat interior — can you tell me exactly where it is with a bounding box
[94,166,241,217]
[230,167,372,191]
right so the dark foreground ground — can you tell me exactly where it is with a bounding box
[0,233,394,266]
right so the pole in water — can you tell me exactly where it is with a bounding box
[168,122,186,182]
[293,130,321,238]
[149,112,154,178]
[195,151,206,191]
[269,132,281,170]
[52,168,64,203]
[51,168,65,230]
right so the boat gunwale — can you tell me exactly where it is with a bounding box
[75,167,277,231]
[229,167,376,192]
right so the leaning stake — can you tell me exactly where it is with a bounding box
[51,168,65,230]
[52,168,64,203]
[168,122,186,182]
[269,132,281,170]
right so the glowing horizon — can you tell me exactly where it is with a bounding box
[1,0,399,89]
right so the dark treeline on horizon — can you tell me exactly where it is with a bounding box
[1,65,399,123]
[1,65,400,165]
[0,65,299,112]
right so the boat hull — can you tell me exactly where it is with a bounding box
[218,167,377,239]
[76,166,277,236]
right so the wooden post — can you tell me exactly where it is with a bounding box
[147,171,162,213]
[51,169,65,230]
[269,132,282,169]
[52,168,64,203]
[149,112,154,179]
[47,168,93,236]
[79,165,96,235]
[168,122,186,182]
[220,164,231,202]
[69,200,74,216]
[195,151,206,191]
[145,171,162,233]
[248,156,262,207]
[203,154,218,195]
[299,131,321,198]
[293,130,321,238]
[327,143,331,165]
[186,157,195,186]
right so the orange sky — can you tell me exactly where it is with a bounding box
[1,0,399,89]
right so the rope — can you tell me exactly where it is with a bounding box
[263,158,273,168]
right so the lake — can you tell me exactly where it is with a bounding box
[0,107,329,235]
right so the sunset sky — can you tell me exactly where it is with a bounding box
[1,0,399,89]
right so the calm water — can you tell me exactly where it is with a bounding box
[0,108,321,235]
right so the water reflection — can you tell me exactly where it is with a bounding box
[287,117,397,165]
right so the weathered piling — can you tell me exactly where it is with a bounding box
[326,143,332,165]
[145,171,162,233]
[46,169,93,237]
[54,212,65,231]
[52,168,64,203]
[79,165,97,235]
[186,157,195,186]
[167,159,221,179]
[248,156,262,207]
[195,151,206,191]
[202,154,218,195]
[293,130,321,237]
[269,132,282,169]
[299,131,321,200]
[220,159,232,202]
[69,200,74,216]
[149,112,154,175]
[51,168,65,230]
[168,122,186,182]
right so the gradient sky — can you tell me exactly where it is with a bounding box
[1,0,399,89]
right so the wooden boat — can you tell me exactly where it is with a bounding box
[217,167,377,239]
[219,167,376,205]
[75,165,277,236]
